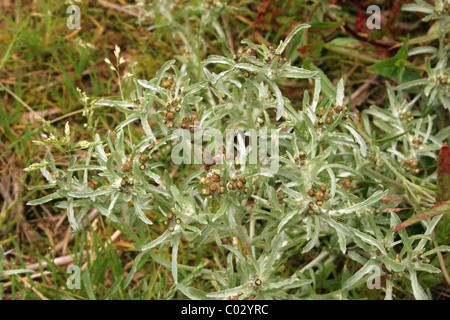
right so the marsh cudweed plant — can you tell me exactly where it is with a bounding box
[27,9,449,299]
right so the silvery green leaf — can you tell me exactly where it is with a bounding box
[311,78,321,111]
[319,163,365,178]
[142,230,171,251]
[337,232,347,254]
[68,165,104,171]
[424,215,443,237]
[302,216,321,253]
[115,130,125,157]
[267,184,280,212]
[342,123,367,157]
[348,226,385,253]
[68,189,111,198]
[144,170,163,185]
[28,184,56,191]
[402,3,434,14]
[155,59,176,84]
[213,198,230,222]
[395,78,430,90]
[326,168,336,197]
[352,233,373,253]
[206,284,249,298]
[424,83,434,96]
[202,55,235,66]
[409,269,428,300]
[177,284,212,300]
[67,198,79,232]
[40,165,53,183]
[390,212,412,251]
[319,214,352,237]
[415,264,441,274]
[170,186,187,208]
[365,108,394,122]
[94,100,117,107]
[424,245,450,256]
[171,232,181,284]
[222,245,248,268]
[107,192,119,220]
[27,191,64,205]
[116,114,140,131]
[336,78,345,106]
[342,260,377,290]
[262,232,286,276]
[347,251,368,265]
[338,190,389,214]
[138,79,158,91]
[241,39,266,56]
[95,100,134,108]
[266,278,312,290]
[235,62,265,74]
[75,206,89,226]
[381,256,404,272]
[278,66,318,79]
[140,113,155,140]
[408,46,438,56]
[134,201,153,225]
[280,185,302,201]
[276,24,310,54]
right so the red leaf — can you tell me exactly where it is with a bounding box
[436,141,450,202]
[393,200,450,232]
[394,142,450,232]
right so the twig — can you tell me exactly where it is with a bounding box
[25,251,88,271]
[2,271,52,288]
[13,274,49,300]
[97,0,140,17]
[4,87,39,119]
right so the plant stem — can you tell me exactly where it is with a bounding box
[434,241,450,287]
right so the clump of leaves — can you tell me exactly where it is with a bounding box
[26,13,449,300]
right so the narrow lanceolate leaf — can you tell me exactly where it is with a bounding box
[67,189,111,198]
[177,284,212,300]
[336,78,345,106]
[342,123,367,157]
[436,142,450,202]
[142,230,171,251]
[26,191,63,205]
[338,190,388,214]
[278,66,318,79]
[276,24,310,54]
[342,260,377,290]
[393,201,450,232]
